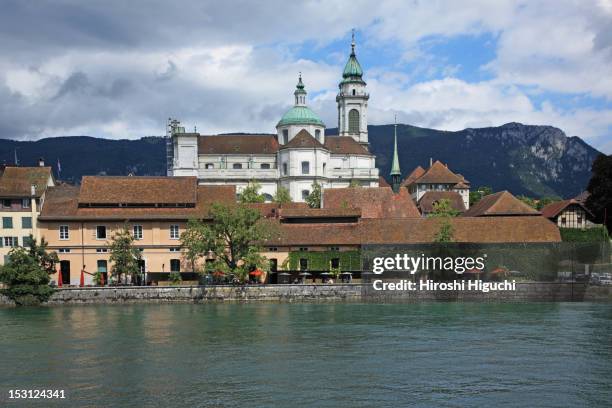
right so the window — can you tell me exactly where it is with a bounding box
[561,217,567,226]
[133,225,143,240]
[170,225,180,239]
[299,258,308,271]
[282,163,288,175]
[268,247,278,252]
[96,226,107,239]
[577,216,583,226]
[315,129,321,141]
[232,163,242,169]
[299,247,309,252]
[2,217,13,229]
[22,217,32,229]
[323,163,326,173]
[352,89,356,95]
[331,258,340,269]
[282,129,289,144]
[170,259,181,273]
[22,199,30,208]
[22,236,32,246]
[60,225,70,240]
[261,163,270,169]
[301,161,310,174]
[96,248,108,253]
[169,247,180,253]
[205,163,214,169]
[97,260,108,273]
[2,199,10,208]
[270,259,278,272]
[58,248,71,253]
[301,190,309,200]
[348,109,360,133]
[329,247,339,251]
[3,237,17,247]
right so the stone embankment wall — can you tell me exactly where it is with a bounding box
[0,283,610,306]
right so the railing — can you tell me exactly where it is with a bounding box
[329,168,379,178]
[198,168,279,179]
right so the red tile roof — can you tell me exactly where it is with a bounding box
[418,191,466,214]
[401,166,425,187]
[462,191,540,217]
[378,176,391,188]
[280,129,324,150]
[323,187,421,218]
[0,166,53,198]
[540,199,593,219]
[324,136,372,155]
[199,134,279,154]
[412,160,466,184]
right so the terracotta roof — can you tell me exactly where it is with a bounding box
[247,202,308,218]
[324,136,372,155]
[78,176,198,205]
[418,191,466,214]
[0,166,53,198]
[463,191,540,217]
[453,182,469,189]
[40,183,236,220]
[323,187,421,218]
[199,134,279,154]
[361,216,561,244]
[412,161,465,185]
[540,199,593,219]
[280,207,361,219]
[401,166,426,187]
[264,220,362,246]
[280,129,325,150]
[378,176,390,188]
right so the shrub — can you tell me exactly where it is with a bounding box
[0,248,55,306]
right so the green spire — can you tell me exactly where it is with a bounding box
[390,117,401,176]
[341,29,364,83]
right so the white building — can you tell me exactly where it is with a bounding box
[169,38,379,202]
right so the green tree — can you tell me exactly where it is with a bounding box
[108,225,142,284]
[25,235,59,275]
[273,186,292,204]
[169,271,182,285]
[349,179,361,188]
[180,203,271,282]
[0,247,55,305]
[469,186,493,206]
[536,197,558,210]
[517,195,537,209]
[586,154,612,232]
[239,180,265,203]
[428,198,460,218]
[434,220,454,243]
[306,182,321,208]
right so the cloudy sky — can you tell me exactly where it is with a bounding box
[1,0,611,152]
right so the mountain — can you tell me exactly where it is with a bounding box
[0,122,602,198]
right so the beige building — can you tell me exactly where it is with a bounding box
[0,164,55,264]
[541,199,596,229]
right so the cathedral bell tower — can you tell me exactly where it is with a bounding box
[336,30,369,149]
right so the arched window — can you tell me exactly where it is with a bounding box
[348,109,359,134]
[352,89,356,96]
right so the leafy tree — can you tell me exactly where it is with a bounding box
[469,186,493,206]
[434,220,454,243]
[24,235,59,275]
[180,203,271,282]
[428,199,460,218]
[517,195,537,209]
[239,180,265,203]
[273,186,292,204]
[169,271,182,285]
[586,154,612,232]
[306,182,321,208]
[0,247,55,305]
[349,180,361,188]
[536,197,558,210]
[108,225,142,284]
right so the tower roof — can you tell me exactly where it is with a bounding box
[277,106,325,127]
[390,122,401,176]
[341,31,365,84]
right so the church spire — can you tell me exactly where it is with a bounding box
[390,115,401,193]
[294,72,307,106]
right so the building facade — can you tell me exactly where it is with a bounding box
[402,160,471,210]
[169,39,379,202]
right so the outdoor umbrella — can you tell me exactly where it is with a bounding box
[80,270,85,287]
[212,271,225,277]
[249,269,263,277]
[57,265,63,287]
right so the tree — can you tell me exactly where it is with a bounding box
[25,235,59,275]
[0,247,55,305]
[239,180,265,203]
[517,195,537,209]
[306,182,321,208]
[349,179,361,188]
[428,199,460,218]
[536,197,558,210]
[273,186,292,204]
[434,221,454,243]
[108,225,142,284]
[586,154,612,232]
[469,186,493,206]
[180,203,271,282]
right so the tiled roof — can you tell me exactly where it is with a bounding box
[40,183,236,220]
[264,220,362,246]
[0,166,53,198]
[324,136,372,155]
[247,202,308,218]
[199,134,279,155]
[280,207,361,219]
[418,191,466,214]
[280,129,324,150]
[323,187,421,218]
[401,166,425,187]
[462,191,540,217]
[361,216,561,244]
[78,176,198,205]
[412,161,465,184]
[540,199,593,219]
[378,176,390,188]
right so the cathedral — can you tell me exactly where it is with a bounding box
[168,35,380,202]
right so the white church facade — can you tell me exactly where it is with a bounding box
[168,36,379,202]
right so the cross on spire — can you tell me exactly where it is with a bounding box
[351,29,355,54]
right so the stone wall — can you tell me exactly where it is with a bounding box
[0,283,611,306]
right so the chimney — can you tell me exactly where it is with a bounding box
[38,157,45,167]
[31,184,36,196]
[429,157,433,167]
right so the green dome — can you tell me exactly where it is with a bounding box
[277,106,325,127]
[343,53,363,78]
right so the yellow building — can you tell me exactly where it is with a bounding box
[0,164,55,264]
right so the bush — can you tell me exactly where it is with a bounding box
[169,271,182,285]
[560,227,609,242]
[0,248,55,306]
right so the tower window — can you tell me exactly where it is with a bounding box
[352,89,356,95]
[301,190,310,200]
[282,129,288,144]
[348,109,360,134]
[301,161,310,174]
[282,163,288,175]
[315,129,321,142]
